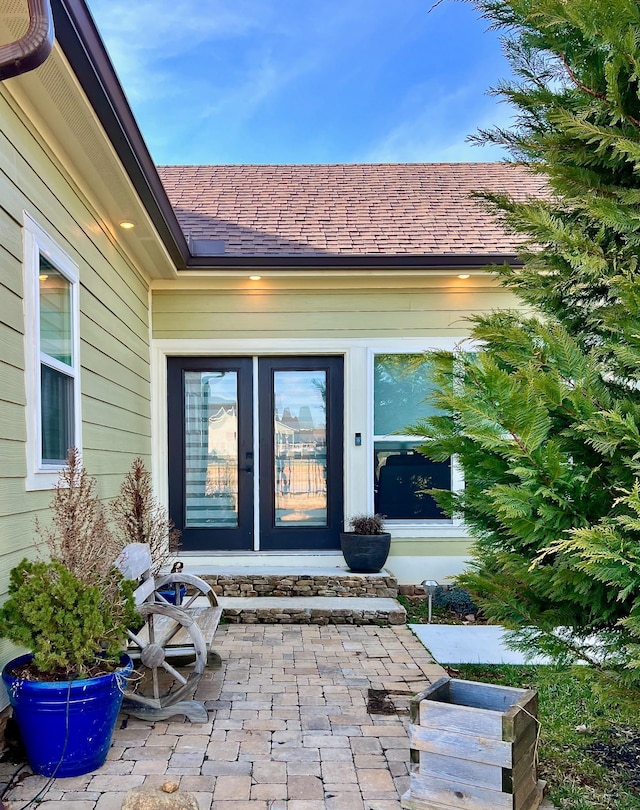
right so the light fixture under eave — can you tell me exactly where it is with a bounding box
[119,220,135,230]
[249,275,262,281]
[457,273,470,279]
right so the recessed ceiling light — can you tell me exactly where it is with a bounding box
[457,274,470,279]
[249,275,262,281]
[119,221,135,230]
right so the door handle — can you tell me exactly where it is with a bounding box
[241,466,253,473]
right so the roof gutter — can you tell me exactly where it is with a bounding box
[184,253,521,270]
[0,0,54,80]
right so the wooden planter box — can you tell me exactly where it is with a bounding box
[402,676,545,810]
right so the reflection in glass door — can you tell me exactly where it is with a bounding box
[274,370,327,527]
[184,370,240,528]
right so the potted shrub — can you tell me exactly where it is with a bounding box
[340,513,391,573]
[0,449,136,777]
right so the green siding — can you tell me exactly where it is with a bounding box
[153,285,522,340]
[0,88,153,704]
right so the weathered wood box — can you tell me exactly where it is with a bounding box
[401,676,545,810]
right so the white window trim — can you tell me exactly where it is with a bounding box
[23,213,81,491]
[368,345,470,538]
[152,337,472,539]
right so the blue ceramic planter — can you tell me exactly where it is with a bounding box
[157,585,186,605]
[2,653,132,777]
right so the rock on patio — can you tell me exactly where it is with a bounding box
[1,625,446,810]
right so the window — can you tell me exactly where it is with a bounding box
[24,215,81,489]
[373,353,451,521]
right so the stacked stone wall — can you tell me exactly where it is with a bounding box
[200,573,399,599]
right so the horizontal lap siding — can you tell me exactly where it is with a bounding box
[0,89,153,692]
[152,285,522,339]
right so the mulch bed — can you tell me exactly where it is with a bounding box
[587,725,640,793]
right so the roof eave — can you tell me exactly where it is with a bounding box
[49,2,524,275]
[51,0,190,269]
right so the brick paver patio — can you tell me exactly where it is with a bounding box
[1,624,446,810]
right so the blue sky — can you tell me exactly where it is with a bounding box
[85,0,512,166]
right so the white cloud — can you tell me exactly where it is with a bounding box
[362,85,514,163]
[86,0,271,101]
[88,0,266,53]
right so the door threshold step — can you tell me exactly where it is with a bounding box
[195,565,391,577]
[217,596,406,626]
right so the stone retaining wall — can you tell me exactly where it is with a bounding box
[222,605,406,625]
[201,573,399,599]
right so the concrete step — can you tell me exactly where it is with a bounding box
[196,566,399,599]
[217,595,406,626]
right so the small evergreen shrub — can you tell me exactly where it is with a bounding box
[347,514,386,535]
[0,559,136,678]
[433,586,478,617]
[0,449,137,680]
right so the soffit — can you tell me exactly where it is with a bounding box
[0,10,176,280]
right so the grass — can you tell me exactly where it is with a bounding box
[454,663,640,810]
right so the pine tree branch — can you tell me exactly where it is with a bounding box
[558,51,640,129]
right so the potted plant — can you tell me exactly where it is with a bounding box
[0,449,136,777]
[340,513,391,573]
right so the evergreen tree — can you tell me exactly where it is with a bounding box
[413,0,640,678]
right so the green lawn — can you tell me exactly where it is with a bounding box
[455,664,640,810]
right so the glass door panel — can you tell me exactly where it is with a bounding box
[168,358,253,551]
[184,370,239,528]
[274,370,327,527]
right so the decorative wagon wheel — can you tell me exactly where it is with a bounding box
[153,572,218,609]
[125,602,207,708]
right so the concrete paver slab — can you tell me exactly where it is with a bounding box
[409,623,552,664]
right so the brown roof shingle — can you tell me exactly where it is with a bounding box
[157,163,544,259]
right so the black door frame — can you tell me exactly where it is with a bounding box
[258,356,344,551]
[167,355,344,552]
[167,356,254,551]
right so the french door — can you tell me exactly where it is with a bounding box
[167,356,344,552]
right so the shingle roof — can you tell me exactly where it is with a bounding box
[157,163,545,259]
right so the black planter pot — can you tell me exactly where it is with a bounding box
[339,532,391,573]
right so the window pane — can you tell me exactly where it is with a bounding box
[374,441,450,520]
[373,354,451,520]
[184,371,239,528]
[39,257,72,366]
[41,364,73,464]
[273,370,327,527]
[374,354,439,436]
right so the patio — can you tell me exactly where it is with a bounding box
[1,624,446,810]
